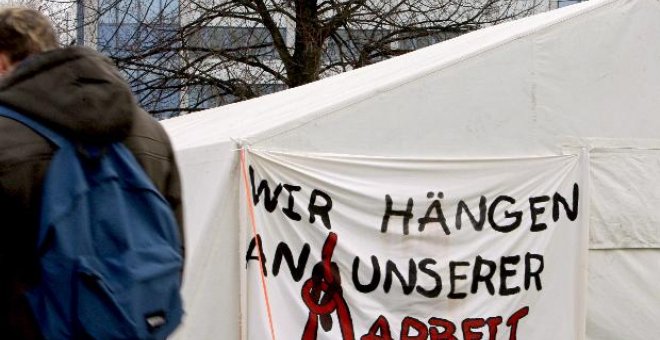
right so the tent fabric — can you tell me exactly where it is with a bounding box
[589,142,660,249]
[162,0,660,338]
[587,249,660,340]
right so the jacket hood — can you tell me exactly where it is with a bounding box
[0,47,136,143]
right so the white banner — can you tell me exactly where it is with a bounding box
[240,150,588,340]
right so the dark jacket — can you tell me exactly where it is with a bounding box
[0,47,184,338]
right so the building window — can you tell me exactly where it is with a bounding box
[557,0,584,8]
[325,28,391,63]
[397,30,463,51]
[187,26,286,59]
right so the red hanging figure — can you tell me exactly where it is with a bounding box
[301,232,355,340]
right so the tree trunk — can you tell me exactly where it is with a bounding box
[288,0,325,88]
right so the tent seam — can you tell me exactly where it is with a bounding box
[252,0,619,146]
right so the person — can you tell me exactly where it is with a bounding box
[0,7,184,338]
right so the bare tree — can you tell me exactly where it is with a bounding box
[43,0,544,117]
[0,0,77,44]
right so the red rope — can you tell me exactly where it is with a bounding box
[240,149,277,340]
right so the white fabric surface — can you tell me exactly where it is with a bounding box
[162,1,660,338]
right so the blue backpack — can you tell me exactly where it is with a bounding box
[0,107,184,339]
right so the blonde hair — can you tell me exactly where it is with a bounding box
[0,7,59,63]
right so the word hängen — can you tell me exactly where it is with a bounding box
[381,184,579,235]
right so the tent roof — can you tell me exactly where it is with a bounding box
[163,0,660,157]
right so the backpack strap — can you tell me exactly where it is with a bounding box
[0,105,67,148]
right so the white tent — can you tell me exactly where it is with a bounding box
[163,0,660,338]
